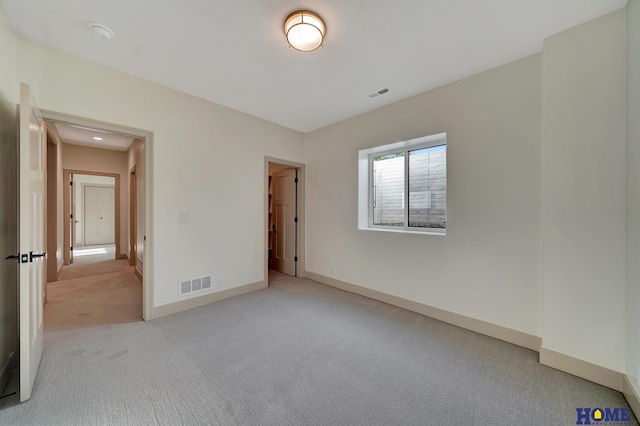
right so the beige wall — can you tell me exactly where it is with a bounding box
[0,2,17,389]
[627,0,640,398]
[304,8,632,378]
[304,53,543,337]
[62,143,128,257]
[127,138,144,271]
[17,39,305,307]
[541,9,627,372]
[0,3,16,105]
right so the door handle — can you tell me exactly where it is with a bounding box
[5,253,28,263]
[29,251,47,262]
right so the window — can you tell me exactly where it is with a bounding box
[358,133,447,234]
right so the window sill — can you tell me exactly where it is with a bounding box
[358,226,446,236]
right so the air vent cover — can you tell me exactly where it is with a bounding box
[179,276,213,296]
[368,88,390,99]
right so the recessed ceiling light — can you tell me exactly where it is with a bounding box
[90,23,114,40]
[93,137,104,141]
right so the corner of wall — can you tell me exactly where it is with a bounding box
[626,0,640,414]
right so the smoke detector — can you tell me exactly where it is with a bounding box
[90,23,114,40]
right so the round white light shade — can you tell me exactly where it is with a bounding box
[284,10,325,52]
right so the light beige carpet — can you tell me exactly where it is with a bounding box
[0,271,637,425]
[45,259,142,331]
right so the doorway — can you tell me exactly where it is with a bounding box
[265,158,305,284]
[42,110,153,321]
[63,171,120,266]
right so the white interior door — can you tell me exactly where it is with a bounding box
[18,83,45,402]
[273,168,297,276]
[83,186,115,246]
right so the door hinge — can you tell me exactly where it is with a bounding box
[294,177,298,184]
[294,217,298,223]
[70,180,73,186]
[70,246,73,251]
[294,256,298,262]
[70,214,73,219]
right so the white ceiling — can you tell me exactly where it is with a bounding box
[53,122,135,151]
[2,0,628,133]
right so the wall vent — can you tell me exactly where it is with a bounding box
[202,276,212,290]
[368,87,390,99]
[179,276,212,296]
[192,278,202,291]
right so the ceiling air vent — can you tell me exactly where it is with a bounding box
[368,88,390,99]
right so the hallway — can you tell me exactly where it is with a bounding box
[45,259,142,331]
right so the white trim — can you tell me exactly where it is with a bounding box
[305,271,541,351]
[540,348,624,391]
[154,281,265,319]
[359,227,446,236]
[362,133,447,156]
[624,375,640,420]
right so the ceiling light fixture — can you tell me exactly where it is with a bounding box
[284,10,325,52]
[93,137,104,141]
[90,23,114,40]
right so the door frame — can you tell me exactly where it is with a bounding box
[42,109,154,321]
[265,157,305,284]
[129,165,136,268]
[45,123,63,283]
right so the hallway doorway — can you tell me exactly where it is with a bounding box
[65,172,118,267]
[42,110,153,321]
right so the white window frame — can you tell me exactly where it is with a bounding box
[358,132,447,235]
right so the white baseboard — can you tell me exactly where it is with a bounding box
[540,348,623,391]
[623,374,640,419]
[153,281,266,319]
[305,271,541,352]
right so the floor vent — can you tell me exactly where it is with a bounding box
[179,276,212,296]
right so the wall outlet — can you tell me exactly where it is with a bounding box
[330,266,334,276]
[178,213,191,223]
[216,277,223,288]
